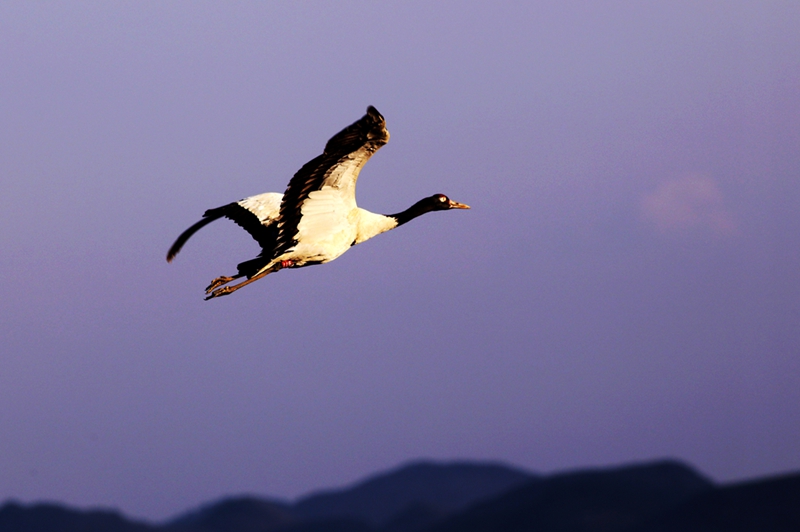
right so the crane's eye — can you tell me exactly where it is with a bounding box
[438,195,447,202]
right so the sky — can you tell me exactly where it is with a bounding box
[1,0,799,523]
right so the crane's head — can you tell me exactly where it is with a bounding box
[428,194,471,211]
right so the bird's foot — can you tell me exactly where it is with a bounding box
[205,286,233,300]
[203,263,280,301]
[280,260,294,268]
[205,276,235,294]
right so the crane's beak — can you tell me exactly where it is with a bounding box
[448,200,470,209]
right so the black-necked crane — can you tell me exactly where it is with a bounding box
[167,106,469,300]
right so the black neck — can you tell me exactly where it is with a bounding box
[388,198,439,227]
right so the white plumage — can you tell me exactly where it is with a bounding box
[237,193,282,225]
[167,106,469,299]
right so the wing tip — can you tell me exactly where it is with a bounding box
[166,244,181,263]
[366,106,386,129]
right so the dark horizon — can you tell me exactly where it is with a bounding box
[2,457,798,532]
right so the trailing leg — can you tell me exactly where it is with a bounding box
[204,263,281,300]
[205,274,242,294]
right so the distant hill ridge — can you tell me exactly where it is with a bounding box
[1,459,799,532]
[293,459,534,525]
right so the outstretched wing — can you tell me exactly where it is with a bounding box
[272,106,390,259]
[166,192,282,262]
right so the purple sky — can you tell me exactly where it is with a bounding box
[1,1,799,522]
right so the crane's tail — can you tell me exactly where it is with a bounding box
[166,207,229,262]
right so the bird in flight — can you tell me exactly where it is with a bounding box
[167,106,469,300]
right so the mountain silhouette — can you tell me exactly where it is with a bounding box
[0,501,156,532]
[1,459,798,532]
[292,460,534,526]
[427,460,712,532]
[634,471,800,532]
[166,496,296,532]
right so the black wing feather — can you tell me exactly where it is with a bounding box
[166,203,278,262]
[167,210,226,262]
[215,203,279,251]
